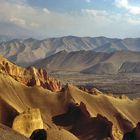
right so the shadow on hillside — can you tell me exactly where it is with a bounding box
[52,102,114,140]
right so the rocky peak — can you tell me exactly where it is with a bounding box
[0,55,61,92]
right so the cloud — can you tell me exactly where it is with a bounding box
[115,0,140,15]
[0,0,51,28]
[43,8,50,14]
[127,18,140,25]
[10,17,26,26]
[30,22,39,28]
[6,0,27,4]
[85,0,91,3]
[0,0,140,38]
[81,9,108,16]
[115,0,128,8]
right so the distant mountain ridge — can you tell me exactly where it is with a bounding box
[0,36,140,66]
[33,50,140,74]
[119,62,140,73]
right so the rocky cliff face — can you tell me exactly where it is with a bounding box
[0,55,61,92]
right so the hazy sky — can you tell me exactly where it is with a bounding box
[1,0,140,38]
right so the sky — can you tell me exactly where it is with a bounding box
[1,0,140,38]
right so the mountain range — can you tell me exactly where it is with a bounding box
[0,36,140,67]
[33,50,140,74]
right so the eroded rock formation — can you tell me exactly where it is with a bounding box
[12,108,44,137]
[0,55,61,92]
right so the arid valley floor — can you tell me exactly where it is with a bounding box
[51,73,140,98]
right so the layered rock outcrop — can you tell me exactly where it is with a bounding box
[0,55,61,92]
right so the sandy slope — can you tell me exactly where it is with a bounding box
[47,128,79,140]
[0,73,78,139]
[0,73,67,129]
[0,72,140,139]
[0,123,29,140]
[65,85,140,139]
